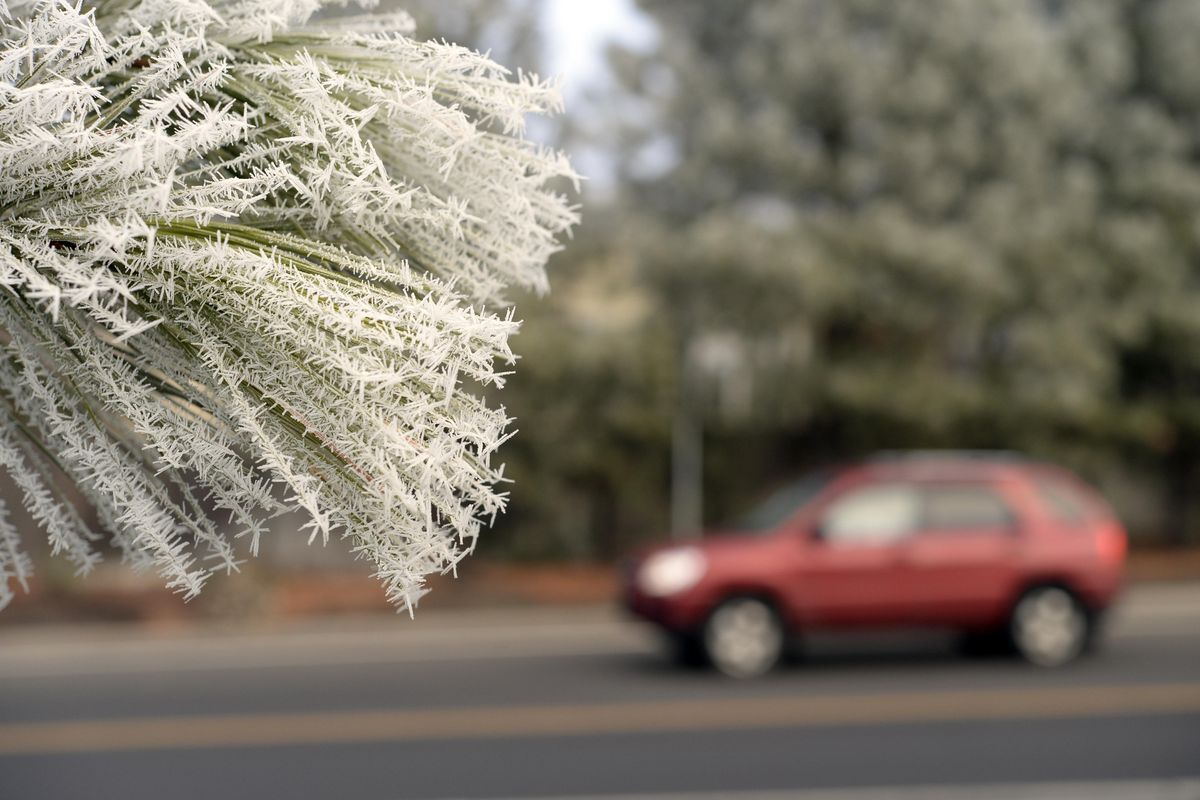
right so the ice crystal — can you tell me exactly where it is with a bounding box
[0,0,579,611]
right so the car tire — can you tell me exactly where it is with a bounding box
[703,596,784,678]
[1009,585,1090,667]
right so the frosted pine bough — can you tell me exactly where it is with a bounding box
[0,0,578,611]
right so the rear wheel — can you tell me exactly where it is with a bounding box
[703,596,784,678]
[1010,586,1090,667]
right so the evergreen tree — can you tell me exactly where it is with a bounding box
[507,0,1200,547]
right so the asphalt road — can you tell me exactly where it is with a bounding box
[0,584,1198,800]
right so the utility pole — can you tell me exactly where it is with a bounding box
[670,340,703,540]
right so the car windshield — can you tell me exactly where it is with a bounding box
[736,472,832,531]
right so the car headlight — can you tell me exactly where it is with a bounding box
[637,547,707,597]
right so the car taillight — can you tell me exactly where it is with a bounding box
[1095,524,1127,566]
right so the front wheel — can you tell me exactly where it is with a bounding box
[703,596,784,678]
[1010,586,1091,667]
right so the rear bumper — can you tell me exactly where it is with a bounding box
[1079,571,1125,615]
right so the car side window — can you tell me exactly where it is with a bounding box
[1035,478,1090,523]
[920,484,1014,531]
[819,484,919,545]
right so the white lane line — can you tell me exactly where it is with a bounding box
[0,617,1195,680]
[0,583,1195,680]
[0,622,649,679]
[0,637,648,679]
[464,779,1200,800]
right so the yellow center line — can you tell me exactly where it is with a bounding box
[2,682,1199,755]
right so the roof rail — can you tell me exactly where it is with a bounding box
[868,449,1027,462]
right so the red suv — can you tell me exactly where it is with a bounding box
[624,453,1127,677]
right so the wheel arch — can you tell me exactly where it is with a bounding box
[1007,575,1087,611]
[705,584,791,630]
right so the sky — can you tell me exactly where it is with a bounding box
[541,0,657,101]
[538,0,658,192]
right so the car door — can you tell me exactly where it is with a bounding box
[793,482,918,626]
[902,481,1020,625]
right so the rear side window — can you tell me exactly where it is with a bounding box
[921,484,1014,530]
[820,484,919,544]
[1035,477,1104,523]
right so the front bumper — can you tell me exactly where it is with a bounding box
[623,586,710,633]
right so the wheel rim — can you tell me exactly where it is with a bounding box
[1012,587,1086,667]
[705,599,782,678]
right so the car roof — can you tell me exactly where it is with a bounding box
[850,451,1041,482]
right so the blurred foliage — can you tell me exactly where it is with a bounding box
[459,0,1200,555]
[399,0,544,74]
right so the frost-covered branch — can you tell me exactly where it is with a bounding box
[0,0,579,611]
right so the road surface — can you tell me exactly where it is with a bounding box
[0,584,1198,799]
